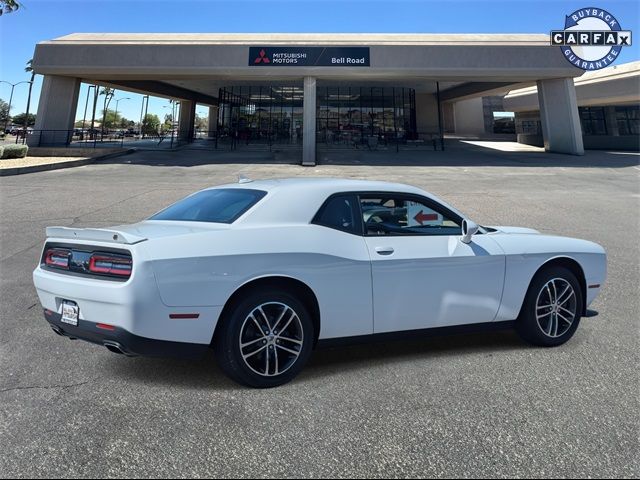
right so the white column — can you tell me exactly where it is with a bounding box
[302,77,317,166]
[537,78,584,155]
[178,100,196,142]
[29,75,81,146]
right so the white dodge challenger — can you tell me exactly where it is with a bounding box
[33,178,606,388]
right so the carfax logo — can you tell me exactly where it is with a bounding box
[551,7,632,70]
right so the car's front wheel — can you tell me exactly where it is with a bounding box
[516,266,583,347]
[214,289,314,388]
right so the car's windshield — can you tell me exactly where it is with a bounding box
[149,188,267,224]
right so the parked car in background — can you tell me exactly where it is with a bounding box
[15,128,33,138]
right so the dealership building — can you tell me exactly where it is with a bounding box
[29,33,637,164]
[504,60,639,151]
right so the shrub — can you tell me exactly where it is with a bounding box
[1,144,28,159]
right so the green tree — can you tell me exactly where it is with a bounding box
[0,98,9,126]
[195,113,208,131]
[0,0,20,15]
[11,112,36,127]
[101,109,124,130]
[142,113,160,135]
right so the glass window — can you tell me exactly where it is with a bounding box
[221,85,418,146]
[360,195,461,236]
[316,86,417,144]
[579,107,607,135]
[150,188,266,224]
[616,106,639,136]
[313,195,359,234]
[518,120,540,135]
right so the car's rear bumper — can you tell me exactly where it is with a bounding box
[43,309,209,359]
[33,263,222,345]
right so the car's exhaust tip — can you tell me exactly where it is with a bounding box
[103,341,125,355]
[51,325,64,336]
[103,341,137,357]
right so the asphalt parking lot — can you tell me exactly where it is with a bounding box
[1,145,638,478]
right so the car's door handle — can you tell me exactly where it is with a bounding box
[375,247,395,256]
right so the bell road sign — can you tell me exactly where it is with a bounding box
[249,47,370,67]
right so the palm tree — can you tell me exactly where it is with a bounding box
[0,0,20,16]
[23,59,35,136]
[99,87,115,137]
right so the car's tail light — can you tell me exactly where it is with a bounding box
[44,248,71,269]
[88,254,132,278]
[42,244,132,281]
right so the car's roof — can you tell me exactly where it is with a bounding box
[205,177,464,226]
[211,177,427,196]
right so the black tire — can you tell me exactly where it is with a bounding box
[516,266,583,347]
[213,289,315,388]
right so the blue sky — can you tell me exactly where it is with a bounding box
[1,0,638,123]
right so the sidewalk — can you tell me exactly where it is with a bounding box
[0,148,135,176]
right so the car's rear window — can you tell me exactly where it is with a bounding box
[149,188,267,224]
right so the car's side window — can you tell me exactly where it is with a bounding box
[360,195,461,236]
[313,194,361,235]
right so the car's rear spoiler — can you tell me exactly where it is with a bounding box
[45,227,147,245]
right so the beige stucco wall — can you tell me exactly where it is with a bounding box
[33,33,582,82]
[453,97,486,135]
[415,93,439,134]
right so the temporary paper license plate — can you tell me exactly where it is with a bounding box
[61,301,79,326]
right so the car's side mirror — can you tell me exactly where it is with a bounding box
[461,219,479,244]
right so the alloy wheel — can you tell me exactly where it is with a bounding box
[535,278,578,338]
[239,302,304,377]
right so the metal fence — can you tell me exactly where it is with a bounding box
[200,130,445,152]
[7,129,187,150]
[316,130,444,152]
[4,128,445,152]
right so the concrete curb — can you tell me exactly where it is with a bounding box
[0,148,137,176]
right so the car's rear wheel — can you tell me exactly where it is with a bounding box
[214,289,314,388]
[516,266,583,347]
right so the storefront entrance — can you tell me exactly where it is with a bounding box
[217,86,304,146]
[316,86,416,148]
[216,85,417,148]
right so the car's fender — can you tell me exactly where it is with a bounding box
[144,225,374,340]
[489,233,607,320]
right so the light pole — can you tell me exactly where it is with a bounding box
[81,85,96,141]
[114,97,130,146]
[113,97,130,131]
[163,101,177,147]
[139,95,149,138]
[1,80,32,134]
[197,109,207,138]
[171,100,182,148]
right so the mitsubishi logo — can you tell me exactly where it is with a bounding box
[254,49,270,64]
